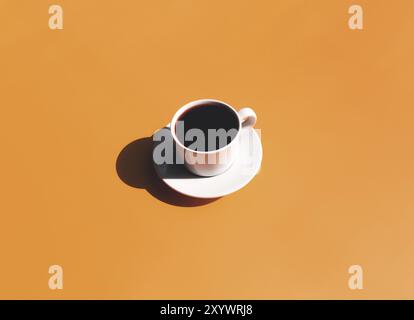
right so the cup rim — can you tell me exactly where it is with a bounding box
[170,99,241,155]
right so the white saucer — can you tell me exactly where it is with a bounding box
[153,125,262,198]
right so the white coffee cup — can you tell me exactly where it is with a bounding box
[170,99,257,177]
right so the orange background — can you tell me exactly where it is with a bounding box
[1,0,413,299]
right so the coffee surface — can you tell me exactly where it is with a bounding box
[176,103,239,151]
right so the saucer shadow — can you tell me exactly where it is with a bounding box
[116,137,219,207]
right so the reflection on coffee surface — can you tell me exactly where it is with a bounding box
[176,102,239,151]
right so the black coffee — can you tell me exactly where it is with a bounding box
[176,102,239,151]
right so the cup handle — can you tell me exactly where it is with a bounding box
[238,108,257,128]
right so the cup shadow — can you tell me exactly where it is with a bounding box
[115,136,218,207]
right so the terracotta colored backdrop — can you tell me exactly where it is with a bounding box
[1,0,413,299]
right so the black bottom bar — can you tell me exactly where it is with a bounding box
[1,300,411,318]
